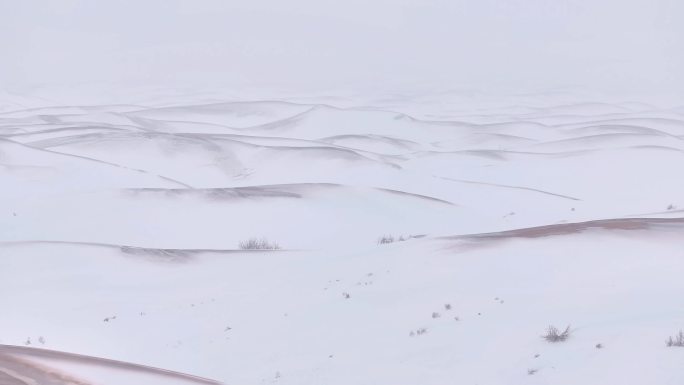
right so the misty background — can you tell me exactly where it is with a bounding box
[1,0,683,98]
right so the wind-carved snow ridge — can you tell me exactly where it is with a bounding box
[3,93,684,384]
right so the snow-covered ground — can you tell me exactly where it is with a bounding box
[2,91,684,384]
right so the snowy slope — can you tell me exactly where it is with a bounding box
[2,93,684,384]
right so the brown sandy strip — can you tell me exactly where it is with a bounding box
[0,352,92,385]
[0,345,221,385]
[441,217,684,241]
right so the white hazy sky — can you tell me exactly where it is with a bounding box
[1,0,683,95]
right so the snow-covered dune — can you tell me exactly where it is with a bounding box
[127,101,313,129]
[3,216,684,384]
[2,93,684,384]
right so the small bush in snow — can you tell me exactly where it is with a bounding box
[543,325,571,342]
[666,331,684,347]
[377,235,395,244]
[239,238,281,250]
[377,234,415,245]
[432,312,441,319]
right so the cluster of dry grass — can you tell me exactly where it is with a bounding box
[239,238,281,250]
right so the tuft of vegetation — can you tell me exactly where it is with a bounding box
[666,330,684,347]
[377,234,415,245]
[377,235,396,244]
[542,325,571,343]
[239,238,281,250]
